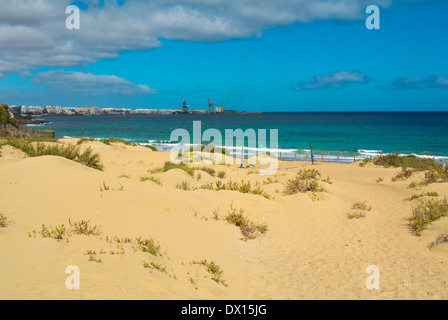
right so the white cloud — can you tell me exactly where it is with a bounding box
[435,76,448,87]
[392,76,448,89]
[293,71,369,90]
[0,0,393,74]
[31,70,157,96]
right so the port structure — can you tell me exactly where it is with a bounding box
[207,96,226,114]
[182,97,190,114]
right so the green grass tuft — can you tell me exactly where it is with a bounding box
[176,180,191,191]
[150,162,195,177]
[135,237,161,256]
[34,219,102,240]
[69,218,102,236]
[143,261,167,273]
[40,224,70,240]
[192,259,227,286]
[140,175,162,185]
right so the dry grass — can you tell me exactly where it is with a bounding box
[192,259,227,286]
[347,212,367,219]
[217,171,227,179]
[69,218,102,236]
[225,205,268,241]
[85,250,102,263]
[392,167,413,181]
[140,175,162,185]
[429,233,448,250]
[199,180,270,199]
[135,237,161,256]
[410,198,448,236]
[283,169,324,194]
[405,192,439,201]
[1,137,103,170]
[150,161,195,177]
[0,212,10,228]
[351,201,372,211]
[347,201,371,219]
[35,219,102,240]
[176,180,191,191]
[143,261,167,273]
[40,224,70,240]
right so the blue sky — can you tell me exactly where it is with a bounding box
[0,0,448,111]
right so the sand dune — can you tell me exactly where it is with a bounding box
[0,140,447,300]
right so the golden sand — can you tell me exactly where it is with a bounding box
[0,139,447,300]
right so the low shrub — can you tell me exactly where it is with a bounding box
[283,169,323,194]
[225,205,268,240]
[392,167,413,181]
[374,153,442,171]
[410,198,448,236]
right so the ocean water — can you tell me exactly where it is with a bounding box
[34,112,448,163]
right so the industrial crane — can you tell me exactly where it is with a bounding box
[207,96,226,113]
[182,97,190,114]
[207,96,216,113]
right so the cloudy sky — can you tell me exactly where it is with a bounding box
[0,0,447,111]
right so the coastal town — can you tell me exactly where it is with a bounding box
[7,105,211,118]
[6,97,259,118]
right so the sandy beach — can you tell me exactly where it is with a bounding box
[0,139,447,300]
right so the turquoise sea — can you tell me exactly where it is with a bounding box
[32,112,448,163]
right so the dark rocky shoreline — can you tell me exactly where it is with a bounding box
[1,122,55,139]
